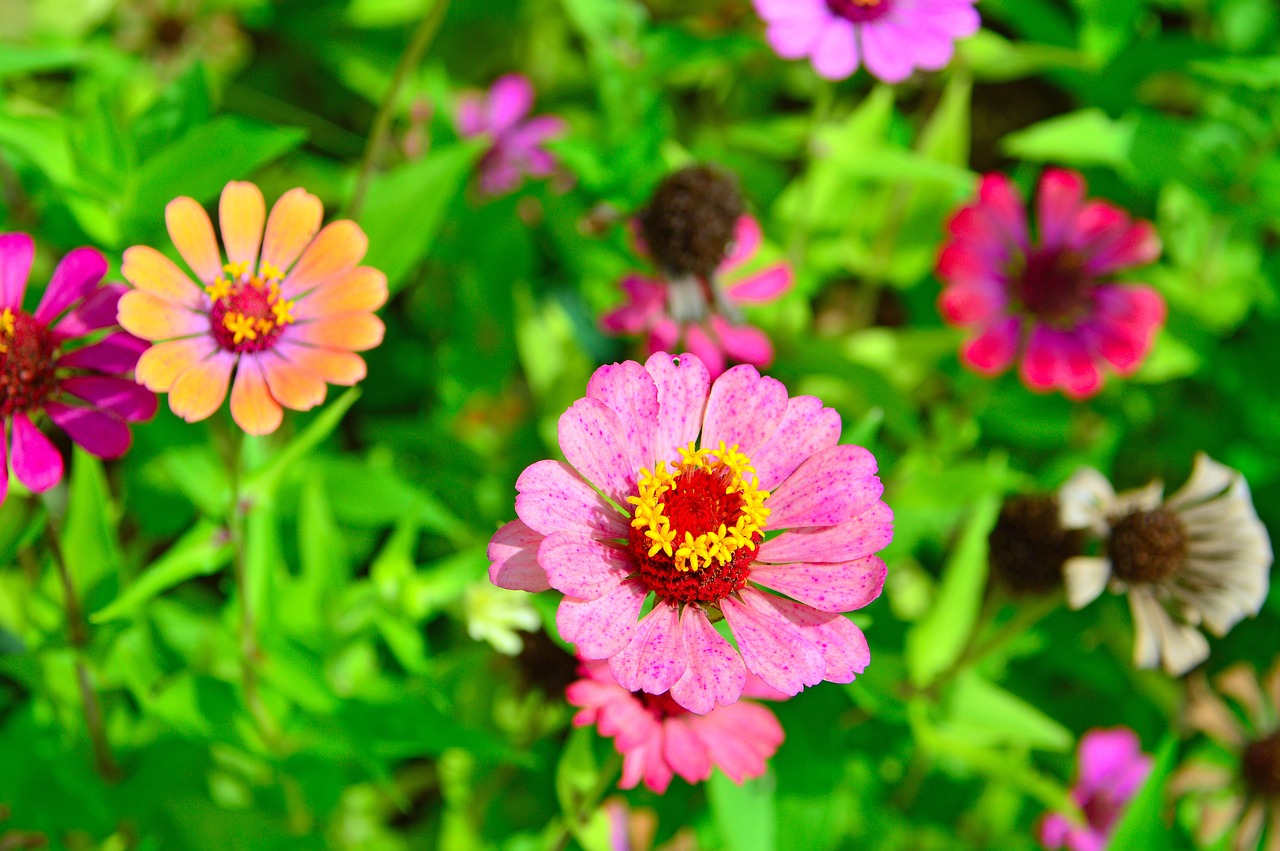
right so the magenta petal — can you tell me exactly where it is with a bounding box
[558,397,636,506]
[860,19,913,83]
[1040,813,1072,848]
[750,556,887,613]
[938,281,1007,327]
[539,532,632,600]
[455,93,487,137]
[515,459,628,539]
[663,717,713,783]
[669,605,746,714]
[720,216,763,272]
[758,500,894,563]
[601,276,665,335]
[34,247,107,325]
[936,242,1005,290]
[708,316,773,369]
[751,395,842,492]
[700,364,789,457]
[556,579,649,659]
[750,592,870,682]
[1078,728,1145,791]
[1019,324,1064,392]
[0,233,34,310]
[685,324,726,380]
[1036,169,1086,251]
[586,360,660,477]
[1085,220,1161,276]
[727,264,792,305]
[10,413,63,491]
[486,74,536,135]
[811,18,859,80]
[648,319,680,358]
[60,376,157,422]
[608,600,686,694]
[57,332,148,373]
[767,444,883,529]
[53,284,126,338]
[42,403,131,460]
[645,351,711,464]
[0,423,8,504]
[721,589,825,695]
[961,316,1022,375]
[487,519,550,592]
[977,174,1029,249]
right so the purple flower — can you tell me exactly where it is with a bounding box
[1041,728,1153,851]
[456,74,567,197]
[752,0,980,83]
[0,233,155,503]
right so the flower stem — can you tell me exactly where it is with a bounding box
[346,0,453,219]
[924,590,1063,697]
[549,750,623,851]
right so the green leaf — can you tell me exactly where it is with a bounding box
[945,673,1073,752]
[61,450,125,596]
[1002,109,1136,170]
[0,109,74,187]
[91,521,234,623]
[709,770,777,851]
[243,388,361,499]
[0,45,83,79]
[555,726,600,821]
[1106,734,1178,849]
[959,31,1094,82]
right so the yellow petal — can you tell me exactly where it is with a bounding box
[281,220,367,298]
[289,313,384,351]
[294,267,388,319]
[169,350,236,423]
[260,351,328,411]
[261,187,323,273]
[277,342,366,385]
[219,181,265,270]
[229,354,284,435]
[117,290,207,341]
[135,337,218,392]
[121,245,204,310]
[165,196,223,284]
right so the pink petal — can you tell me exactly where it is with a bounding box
[960,316,1022,375]
[0,423,7,504]
[637,737,675,794]
[977,174,1029,250]
[0,233,34,310]
[648,319,680,358]
[751,395,842,492]
[1067,202,1129,259]
[811,18,859,80]
[514,460,629,539]
[487,519,549,592]
[57,332,148,374]
[720,216,763,272]
[1084,220,1161,276]
[43,403,131,459]
[455,93,487,137]
[556,579,649,659]
[558,397,637,506]
[60,376,157,422]
[763,15,827,60]
[692,701,783,782]
[766,444,883,529]
[10,413,63,492]
[1078,728,1145,791]
[936,242,1005,290]
[937,281,1007,327]
[53,285,126,338]
[748,592,871,682]
[750,555,887,613]
[608,600,686,694]
[1058,332,1104,400]
[34,247,107,325]
[586,360,659,477]
[486,74,535,135]
[1036,169,1086,250]
[700,364,788,458]
[1040,814,1072,847]
[669,605,747,714]
[726,264,793,304]
[721,589,825,695]
[860,19,914,83]
[685,323,726,380]
[757,500,894,563]
[539,532,632,600]
[1089,285,1165,374]
[600,275,665,335]
[644,351,711,465]
[708,316,773,369]
[663,717,714,783]
[754,0,827,23]
[1019,324,1065,393]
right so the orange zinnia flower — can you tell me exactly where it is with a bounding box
[119,181,386,435]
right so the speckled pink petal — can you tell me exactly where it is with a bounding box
[750,555,887,613]
[645,352,711,464]
[700,364,788,458]
[558,397,636,506]
[721,589,825,695]
[35,247,107,325]
[587,360,659,476]
[961,316,1022,375]
[752,592,871,682]
[727,264,793,304]
[556,578,648,659]
[663,717,713,783]
[609,600,686,694]
[487,519,549,592]
[767,444,882,529]
[751,395,842,492]
[758,500,894,563]
[708,316,773,369]
[539,532,632,600]
[1037,169,1086,250]
[670,605,747,714]
[514,459,628,539]
[720,216,762,272]
[0,233,34,310]
[10,414,63,493]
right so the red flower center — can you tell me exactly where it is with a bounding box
[0,309,58,418]
[639,689,688,720]
[826,0,892,23]
[206,263,296,354]
[1012,247,1095,326]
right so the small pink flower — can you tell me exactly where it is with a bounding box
[489,352,893,715]
[752,0,980,83]
[1040,728,1153,851]
[601,216,793,379]
[456,74,566,197]
[568,660,785,794]
[937,169,1166,399]
[0,233,155,503]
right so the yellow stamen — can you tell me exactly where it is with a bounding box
[223,312,260,344]
[205,278,232,303]
[0,307,13,354]
[271,298,295,326]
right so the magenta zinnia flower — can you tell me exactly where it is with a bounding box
[456,73,566,197]
[1040,728,1152,851]
[568,660,785,794]
[937,169,1166,399]
[489,352,893,714]
[752,0,980,83]
[0,233,155,502]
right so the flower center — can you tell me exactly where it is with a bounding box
[1081,789,1124,835]
[1011,247,1095,326]
[0,308,59,418]
[825,0,892,23]
[206,262,296,354]
[639,689,688,720]
[988,495,1085,596]
[625,442,770,605]
[1107,508,1187,584]
[639,165,744,280]
[1242,731,1280,799]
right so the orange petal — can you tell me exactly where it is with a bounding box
[169,350,236,423]
[165,197,223,284]
[121,246,204,309]
[260,351,327,411]
[230,354,284,435]
[277,342,366,385]
[289,313,384,351]
[136,337,219,392]
[294,267,388,320]
[219,181,265,270]
[118,290,208,341]
[261,187,323,273]
[281,221,367,298]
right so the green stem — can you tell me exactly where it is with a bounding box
[549,750,623,851]
[925,590,1062,697]
[346,0,453,219]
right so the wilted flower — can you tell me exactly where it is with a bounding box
[1040,728,1153,851]
[567,660,784,794]
[463,582,541,656]
[489,352,892,713]
[0,234,154,502]
[751,0,980,83]
[988,494,1085,597]
[456,74,567,197]
[119,181,386,435]
[1059,454,1272,675]
[937,169,1165,399]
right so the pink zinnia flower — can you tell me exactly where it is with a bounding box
[937,169,1166,399]
[1040,728,1153,851]
[489,352,893,714]
[456,74,566,197]
[752,0,980,83]
[0,233,155,502]
[568,660,785,794]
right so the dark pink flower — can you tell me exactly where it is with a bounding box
[601,216,793,379]
[0,233,155,503]
[1040,728,1152,851]
[752,0,980,83]
[489,352,892,715]
[937,169,1165,399]
[456,74,566,197]
[568,660,785,794]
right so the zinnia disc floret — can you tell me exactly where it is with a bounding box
[489,353,894,714]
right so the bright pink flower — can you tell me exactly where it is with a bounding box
[568,660,785,794]
[456,74,566,197]
[1040,728,1153,851]
[600,217,793,379]
[0,233,155,503]
[937,169,1166,399]
[489,353,892,714]
[752,0,980,83]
